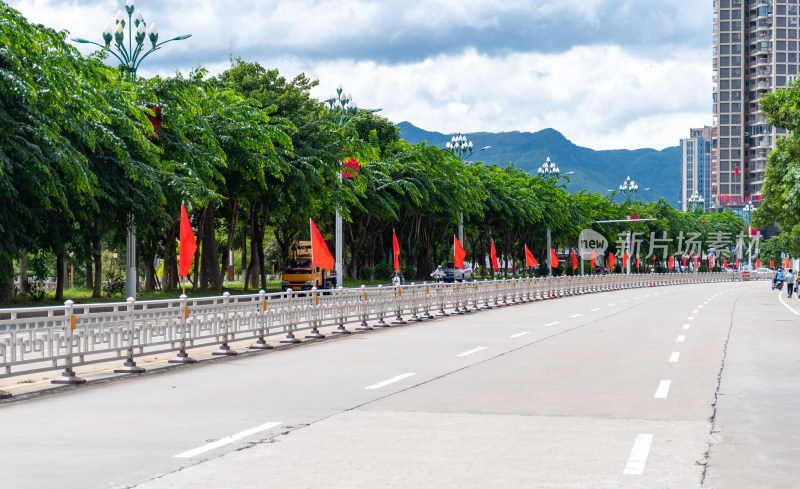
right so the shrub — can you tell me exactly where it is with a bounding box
[402,265,416,281]
[358,266,374,281]
[103,276,126,297]
[373,262,393,281]
[20,278,46,302]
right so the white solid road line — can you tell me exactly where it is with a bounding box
[545,321,560,326]
[457,347,486,357]
[654,380,672,399]
[677,335,686,342]
[365,373,416,390]
[174,421,282,458]
[778,291,800,315]
[510,331,530,338]
[669,352,680,363]
[623,433,654,475]
[570,314,582,318]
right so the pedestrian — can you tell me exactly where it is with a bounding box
[788,269,796,298]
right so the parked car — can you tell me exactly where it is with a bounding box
[756,267,775,276]
[442,262,474,282]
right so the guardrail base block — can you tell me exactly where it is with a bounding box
[356,322,374,331]
[212,345,238,356]
[280,335,302,344]
[0,390,11,399]
[114,360,146,374]
[248,339,273,350]
[169,351,198,363]
[306,331,326,339]
[51,368,86,385]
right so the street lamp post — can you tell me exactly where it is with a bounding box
[686,192,705,214]
[326,85,381,287]
[444,132,490,243]
[71,0,191,299]
[537,157,560,277]
[743,202,755,268]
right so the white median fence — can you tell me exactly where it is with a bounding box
[0,272,749,389]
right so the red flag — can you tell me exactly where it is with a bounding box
[550,247,559,268]
[571,249,578,269]
[669,257,674,269]
[524,244,538,267]
[623,253,630,268]
[343,157,360,178]
[490,240,499,271]
[683,256,687,267]
[756,258,761,268]
[724,258,727,268]
[609,253,615,271]
[770,260,774,268]
[636,255,640,268]
[736,259,740,269]
[392,229,400,272]
[590,249,597,268]
[454,236,466,270]
[735,166,739,176]
[310,219,335,270]
[179,203,197,278]
[696,257,700,268]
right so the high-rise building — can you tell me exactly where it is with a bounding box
[681,127,714,211]
[712,0,797,209]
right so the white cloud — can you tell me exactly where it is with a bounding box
[6,0,713,150]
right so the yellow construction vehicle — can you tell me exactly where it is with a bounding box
[281,241,337,290]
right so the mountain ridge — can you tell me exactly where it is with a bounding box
[397,121,681,206]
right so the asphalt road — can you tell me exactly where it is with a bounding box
[1,280,798,488]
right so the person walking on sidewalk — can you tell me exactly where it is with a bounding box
[786,269,795,298]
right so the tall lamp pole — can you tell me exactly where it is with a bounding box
[537,157,560,276]
[445,132,490,243]
[71,0,191,299]
[326,85,381,287]
[742,202,755,268]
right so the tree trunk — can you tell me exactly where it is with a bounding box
[55,251,65,302]
[0,259,14,301]
[221,199,239,282]
[18,249,27,284]
[92,236,103,298]
[241,221,247,283]
[199,203,223,289]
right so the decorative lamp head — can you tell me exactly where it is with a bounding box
[136,22,146,44]
[148,23,158,46]
[103,23,113,46]
[114,21,124,44]
[125,0,135,16]
[115,9,125,27]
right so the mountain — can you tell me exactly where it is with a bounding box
[397,122,681,206]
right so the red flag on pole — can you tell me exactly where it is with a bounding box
[454,236,466,270]
[524,244,538,267]
[770,260,774,269]
[696,257,700,268]
[609,253,615,271]
[550,247,559,269]
[590,249,597,268]
[571,249,578,270]
[490,240,499,271]
[392,229,400,272]
[756,258,761,268]
[724,258,727,269]
[179,203,197,278]
[669,257,674,269]
[310,219,335,270]
[636,255,640,268]
[736,259,739,269]
[623,253,630,268]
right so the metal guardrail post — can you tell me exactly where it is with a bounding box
[51,300,86,385]
[421,282,434,319]
[115,297,146,373]
[409,283,424,321]
[250,290,273,349]
[391,285,408,324]
[280,288,302,343]
[471,282,481,311]
[213,292,237,355]
[357,285,374,330]
[333,286,352,334]
[169,294,197,363]
[306,287,326,339]
[450,283,464,315]
[375,285,390,326]
[436,283,449,317]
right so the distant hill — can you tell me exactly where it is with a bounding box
[397,122,681,206]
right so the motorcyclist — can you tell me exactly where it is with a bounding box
[773,267,785,290]
[431,265,445,283]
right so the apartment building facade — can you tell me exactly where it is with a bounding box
[712,0,798,209]
[681,127,714,211]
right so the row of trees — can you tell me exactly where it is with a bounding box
[1,4,748,302]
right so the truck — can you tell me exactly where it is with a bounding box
[281,241,337,290]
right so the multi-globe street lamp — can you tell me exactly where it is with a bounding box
[686,192,705,214]
[326,85,381,287]
[536,157,562,276]
[742,202,756,268]
[444,132,490,243]
[71,0,191,299]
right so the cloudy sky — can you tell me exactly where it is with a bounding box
[7,0,713,150]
